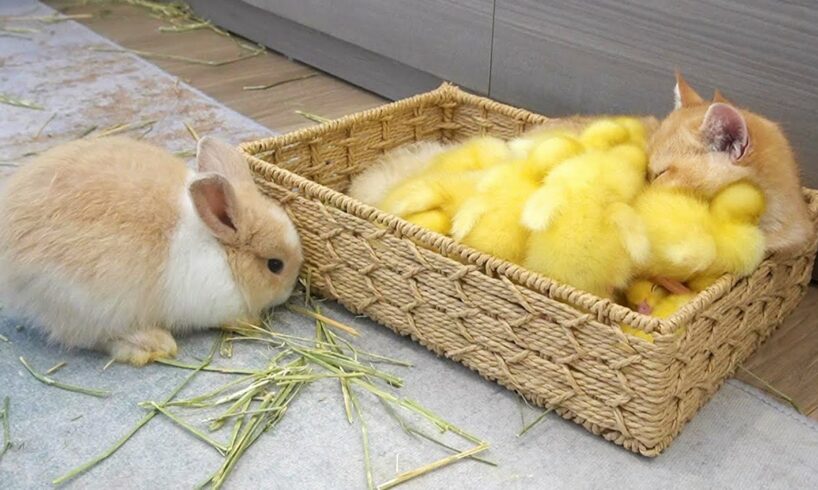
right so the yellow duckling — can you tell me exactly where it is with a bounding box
[451,135,586,262]
[370,136,512,234]
[702,181,766,278]
[620,286,695,342]
[425,136,511,174]
[633,185,716,281]
[524,197,650,299]
[348,136,509,208]
[379,170,482,235]
[625,279,669,315]
[451,161,540,263]
[686,275,720,292]
[578,119,631,149]
[521,122,649,232]
[634,181,766,286]
[614,116,650,145]
[652,293,696,318]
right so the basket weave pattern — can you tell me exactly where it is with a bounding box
[241,84,818,456]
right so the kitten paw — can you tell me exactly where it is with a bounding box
[107,328,178,366]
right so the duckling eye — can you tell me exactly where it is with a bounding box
[267,258,284,274]
[651,168,669,181]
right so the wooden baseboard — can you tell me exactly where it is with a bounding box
[187,0,447,101]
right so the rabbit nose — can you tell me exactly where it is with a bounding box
[266,258,284,274]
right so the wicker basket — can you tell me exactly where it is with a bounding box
[241,83,818,456]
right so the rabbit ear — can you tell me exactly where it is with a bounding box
[196,137,253,183]
[189,173,241,243]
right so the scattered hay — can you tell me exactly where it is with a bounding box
[45,361,67,375]
[1,13,93,24]
[19,357,111,398]
[242,73,318,91]
[49,284,489,488]
[89,44,265,67]
[0,93,44,110]
[295,110,331,124]
[738,365,803,414]
[0,397,10,460]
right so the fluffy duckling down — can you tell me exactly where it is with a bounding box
[378,170,483,235]
[633,180,766,285]
[366,136,512,235]
[451,134,586,263]
[700,181,766,278]
[633,186,716,282]
[524,195,649,299]
[521,119,649,232]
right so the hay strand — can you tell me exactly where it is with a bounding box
[19,357,111,398]
[0,93,44,110]
[738,365,803,414]
[0,397,10,460]
[294,110,331,124]
[52,337,221,485]
[35,112,57,137]
[377,442,490,490]
[3,13,92,23]
[89,44,264,67]
[45,361,67,375]
[517,407,554,437]
[242,73,317,91]
[286,304,359,336]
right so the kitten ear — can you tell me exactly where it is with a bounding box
[674,71,704,109]
[701,103,749,162]
[196,137,253,183]
[712,89,733,105]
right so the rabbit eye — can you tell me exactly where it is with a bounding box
[267,258,284,274]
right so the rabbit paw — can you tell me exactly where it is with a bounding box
[107,328,178,366]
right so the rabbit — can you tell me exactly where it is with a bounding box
[0,135,303,365]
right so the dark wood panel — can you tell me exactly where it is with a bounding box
[188,0,445,100]
[491,0,818,188]
[243,0,494,93]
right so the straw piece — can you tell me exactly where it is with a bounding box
[517,407,554,437]
[184,121,200,142]
[242,73,318,91]
[1,397,10,460]
[350,389,375,490]
[52,337,220,485]
[144,402,228,454]
[35,112,57,138]
[89,45,264,67]
[377,442,490,490]
[0,334,8,342]
[0,26,38,38]
[45,361,67,375]
[379,397,497,466]
[93,119,157,138]
[738,365,803,414]
[294,110,331,124]
[155,358,255,375]
[19,357,111,398]
[286,304,359,336]
[0,93,44,110]
[3,14,92,23]
[173,149,196,158]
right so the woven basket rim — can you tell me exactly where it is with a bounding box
[239,82,818,334]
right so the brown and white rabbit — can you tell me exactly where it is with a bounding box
[0,136,303,365]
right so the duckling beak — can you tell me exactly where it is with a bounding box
[637,301,653,315]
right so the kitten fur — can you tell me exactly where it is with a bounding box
[648,72,814,253]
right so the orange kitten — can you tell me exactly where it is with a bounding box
[647,72,814,253]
